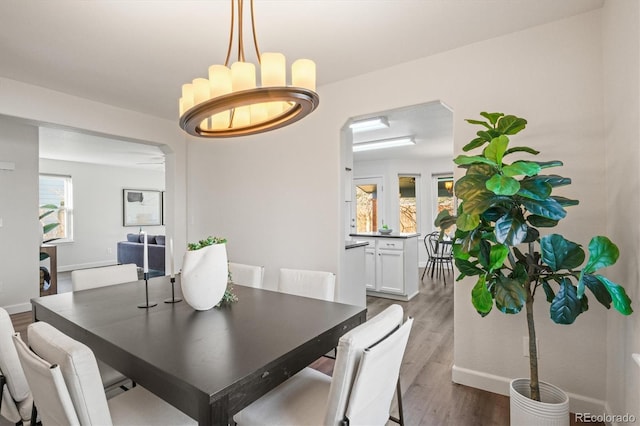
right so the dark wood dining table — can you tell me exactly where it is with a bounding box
[31,275,366,425]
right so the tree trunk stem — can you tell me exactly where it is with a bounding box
[526,241,540,401]
[526,284,540,401]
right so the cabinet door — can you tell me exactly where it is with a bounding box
[378,248,404,294]
[364,247,376,290]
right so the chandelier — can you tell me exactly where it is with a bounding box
[178,0,319,138]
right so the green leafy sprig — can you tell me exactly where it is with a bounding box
[187,236,227,251]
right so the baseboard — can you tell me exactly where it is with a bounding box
[3,302,32,314]
[451,365,511,395]
[365,289,417,301]
[452,364,606,415]
[58,260,117,272]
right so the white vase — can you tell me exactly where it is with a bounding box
[181,243,228,311]
[510,378,569,426]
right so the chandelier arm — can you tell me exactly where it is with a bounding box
[229,108,236,129]
[237,0,245,62]
[224,0,235,66]
[250,0,262,63]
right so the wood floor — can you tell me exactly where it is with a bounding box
[9,270,599,426]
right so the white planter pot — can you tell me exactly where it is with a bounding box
[510,378,569,426]
[181,243,228,311]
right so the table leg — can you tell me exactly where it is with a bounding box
[200,395,230,426]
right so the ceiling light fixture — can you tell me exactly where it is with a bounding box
[178,0,319,138]
[353,137,415,152]
[349,116,389,132]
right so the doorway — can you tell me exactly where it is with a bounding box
[38,126,167,291]
[341,100,454,268]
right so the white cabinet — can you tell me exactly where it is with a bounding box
[357,235,419,301]
[378,248,404,294]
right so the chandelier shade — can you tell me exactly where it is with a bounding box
[178,0,319,138]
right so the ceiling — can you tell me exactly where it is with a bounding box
[351,101,453,162]
[1,0,603,167]
[39,127,165,171]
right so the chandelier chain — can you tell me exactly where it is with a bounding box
[224,0,235,66]
[249,0,262,64]
[224,0,262,66]
[237,0,244,62]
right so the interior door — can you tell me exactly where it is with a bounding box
[353,177,383,233]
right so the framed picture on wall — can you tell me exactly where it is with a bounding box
[123,189,162,226]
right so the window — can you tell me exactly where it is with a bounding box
[39,174,73,242]
[398,175,419,233]
[434,175,455,233]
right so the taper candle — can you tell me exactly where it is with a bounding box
[143,231,149,273]
[169,237,175,279]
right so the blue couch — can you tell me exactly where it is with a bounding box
[117,233,165,274]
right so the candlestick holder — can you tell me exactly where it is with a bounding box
[164,277,182,303]
[138,272,158,308]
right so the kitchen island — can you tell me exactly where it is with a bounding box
[349,232,419,301]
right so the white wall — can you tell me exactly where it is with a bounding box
[186,116,340,290]
[354,157,453,265]
[0,117,39,313]
[603,0,640,421]
[0,78,188,313]
[186,9,609,410]
[39,159,165,271]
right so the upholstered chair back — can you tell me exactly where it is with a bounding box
[278,268,336,301]
[71,263,138,291]
[344,316,413,424]
[323,304,405,425]
[13,333,81,425]
[27,321,113,425]
[0,307,33,423]
[229,262,265,288]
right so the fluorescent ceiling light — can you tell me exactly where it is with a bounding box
[349,116,389,132]
[353,137,415,152]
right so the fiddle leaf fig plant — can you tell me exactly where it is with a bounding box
[435,112,633,402]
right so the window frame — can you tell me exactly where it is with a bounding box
[39,173,74,243]
[432,173,456,233]
[398,174,421,234]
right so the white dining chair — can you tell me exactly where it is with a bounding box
[278,268,336,301]
[71,263,139,395]
[233,304,413,426]
[13,321,196,426]
[71,263,138,291]
[0,308,35,425]
[228,262,265,288]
